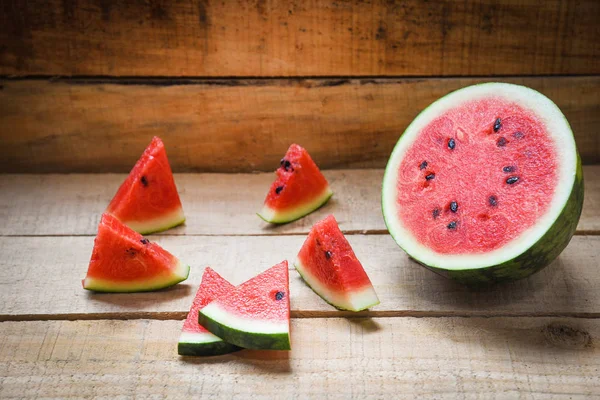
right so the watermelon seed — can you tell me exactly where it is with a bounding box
[447,138,456,150]
[425,173,435,181]
[419,160,428,170]
[447,221,457,230]
[497,137,507,147]
[140,176,148,186]
[140,238,150,245]
[489,195,498,207]
[514,131,524,139]
[503,166,515,173]
[325,250,332,259]
[125,248,137,256]
[275,291,285,301]
[493,118,502,132]
[433,208,441,219]
[280,159,292,171]
[275,186,284,194]
[506,176,519,185]
[449,201,458,213]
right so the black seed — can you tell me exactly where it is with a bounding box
[125,248,137,256]
[432,208,441,219]
[447,138,456,150]
[419,160,428,170]
[503,166,515,173]
[489,195,498,207]
[514,131,524,139]
[280,159,292,171]
[506,176,519,185]
[493,118,502,132]
[450,201,458,213]
[275,291,285,301]
[325,250,332,259]
[275,186,284,194]
[140,238,150,245]
[447,221,457,230]
[140,176,148,186]
[425,173,435,181]
[496,137,507,147]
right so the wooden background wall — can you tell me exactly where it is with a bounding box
[0,0,599,172]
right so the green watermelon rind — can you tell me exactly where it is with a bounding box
[121,207,186,235]
[257,187,333,224]
[381,82,584,285]
[82,261,190,293]
[177,332,241,356]
[198,304,291,350]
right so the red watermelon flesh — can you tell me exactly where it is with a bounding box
[258,144,332,224]
[295,215,379,311]
[396,98,558,255]
[107,136,185,234]
[178,267,240,356]
[198,261,291,350]
[82,213,189,292]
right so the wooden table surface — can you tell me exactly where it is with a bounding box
[1,168,599,398]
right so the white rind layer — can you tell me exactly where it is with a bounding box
[178,331,223,345]
[258,187,333,224]
[294,258,380,311]
[120,207,185,235]
[382,82,577,271]
[200,302,289,334]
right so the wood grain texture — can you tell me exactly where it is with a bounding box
[1,167,598,236]
[1,0,599,77]
[1,235,599,319]
[0,318,598,398]
[1,77,599,173]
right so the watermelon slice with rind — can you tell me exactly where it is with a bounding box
[381,83,584,285]
[107,136,185,235]
[295,215,380,311]
[178,268,240,356]
[258,144,333,224]
[198,261,291,350]
[82,213,189,292]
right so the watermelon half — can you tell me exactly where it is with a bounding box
[258,144,333,224]
[82,213,189,292]
[198,261,291,350]
[107,136,185,235]
[178,268,240,356]
[295,215,380,311]
[381,83,584,285]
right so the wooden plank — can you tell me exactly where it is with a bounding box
[1,0,598,77]
[1,235,599,319]
[1,167,598,236]
[1,77,599,173]
[0,318,598,398]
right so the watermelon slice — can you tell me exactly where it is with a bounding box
[258,144,333,224]
[107,136,185,234]
[198,261,291,350]
[382,83,584,285]
[82,213,189,292]
[178,268,240,356]
[295,215,380,311]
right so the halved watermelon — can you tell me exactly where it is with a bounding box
[178,268,240,356]
[258,144,333,224]
[107,136,185,234]
[82,213,189,292]
[198,261,291,350]
[295,215,380,311]
[382,83,584,285]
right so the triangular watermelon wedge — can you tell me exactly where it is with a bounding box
[107,136,185,235]
[295,215,380,311]
[258,144,333,224]
[198,261,291,350]
[178,268,241,356]
[82,213,189,292]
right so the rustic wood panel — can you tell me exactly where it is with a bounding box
[1,167,598,236]
[0,318,598,398]
[1,0,598,77]
[1,235,598,319]
[0,77,599,173]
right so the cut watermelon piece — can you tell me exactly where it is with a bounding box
[258,144,333,224]
[178,268,240,356]
[198,261,291,350]
[295,215,380,311]
[82,213,189,292]
[107,136,185,234]
[382,83,584,285]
